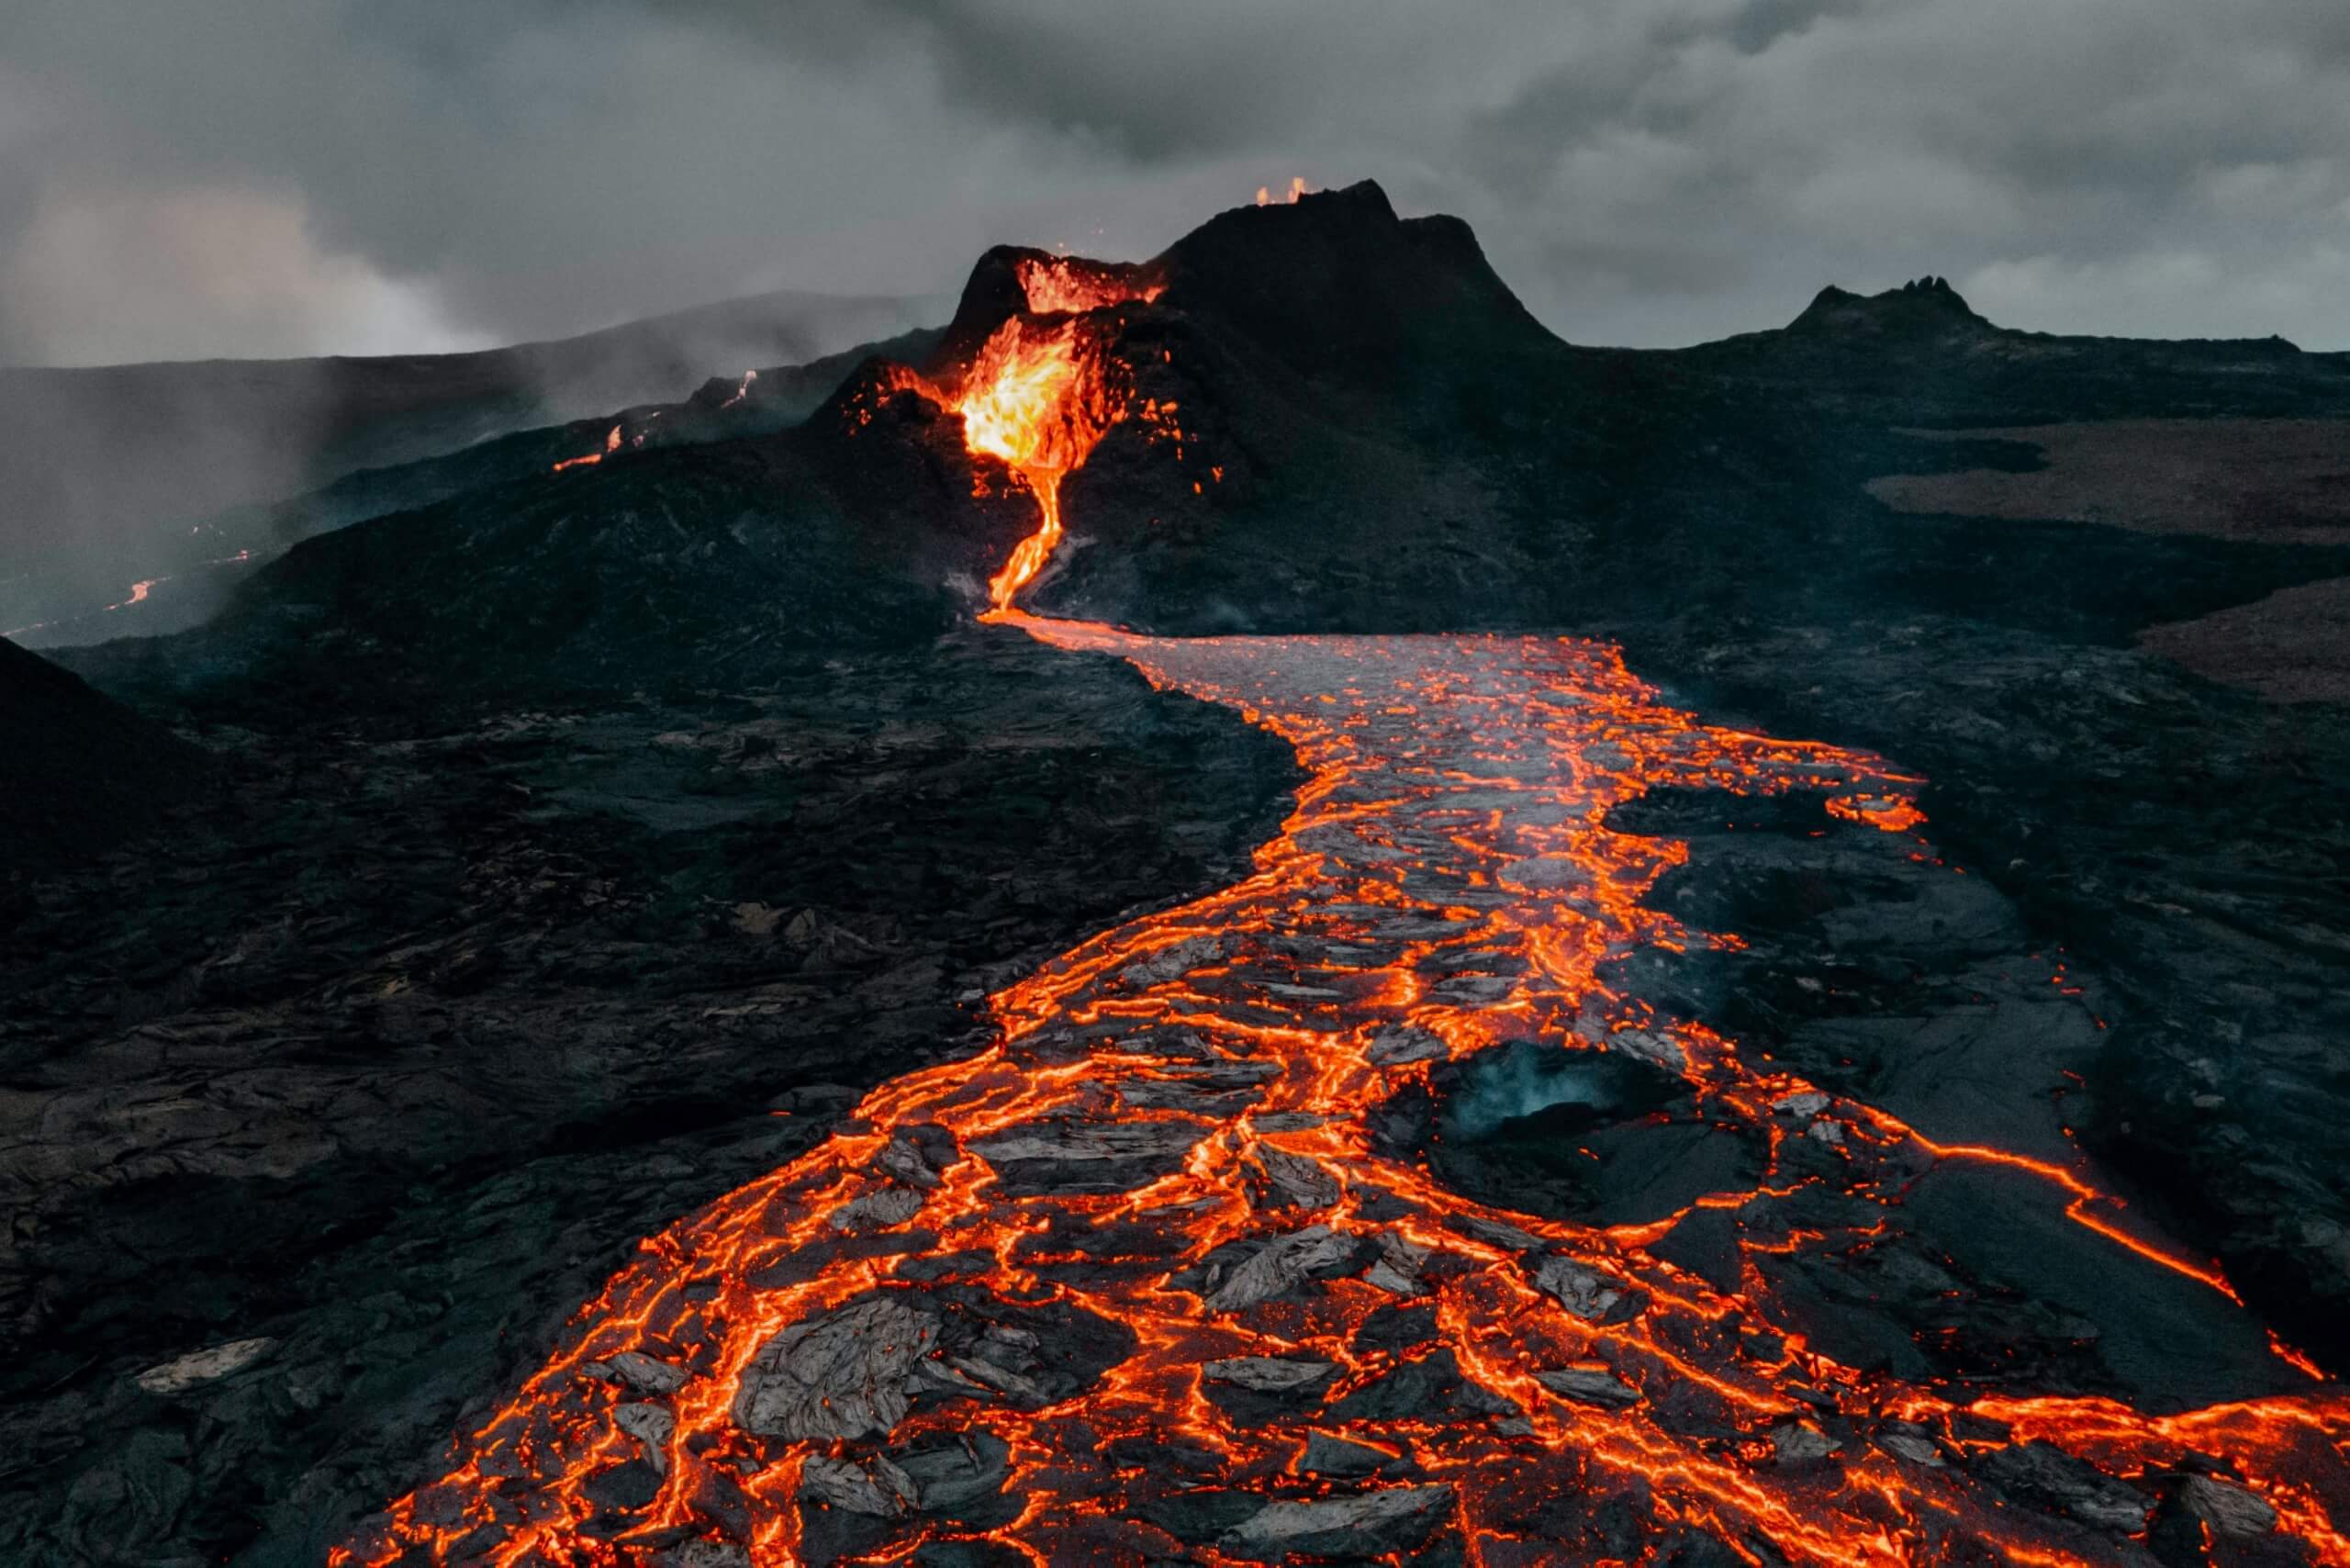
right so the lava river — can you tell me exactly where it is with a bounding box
[339,617,2349,1566]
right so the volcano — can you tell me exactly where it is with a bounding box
[9,182,2350,1566]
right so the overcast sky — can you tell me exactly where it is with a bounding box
[4,0,2345,365]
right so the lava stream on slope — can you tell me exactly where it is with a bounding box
[338,618,2349,1567]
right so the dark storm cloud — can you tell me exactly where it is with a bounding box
[4,0,2347,364]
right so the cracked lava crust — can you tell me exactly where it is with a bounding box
[335,620,2350,1566]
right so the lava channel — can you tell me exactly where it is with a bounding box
[337,615,2350,1566]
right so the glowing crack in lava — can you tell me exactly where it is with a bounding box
[340,619,2349,1565]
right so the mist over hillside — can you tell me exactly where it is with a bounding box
[0,288,950,643]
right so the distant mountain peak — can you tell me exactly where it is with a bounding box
[1789,274,1991,337]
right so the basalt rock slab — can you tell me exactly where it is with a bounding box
[1217,1484,1457,1561]
[1975,1440,2153,1534]
[1326,1349,1518,1425]
[892,1431,1013,1518]
[1300,1432,1404,1479]
[1536,1364,1642,1407]
[1201,1225,1364,1311]
[800,1451,921,1518]
[968,1115,1209,1195]
[1202,1356,1339,1393]
[732,1297,940,1442]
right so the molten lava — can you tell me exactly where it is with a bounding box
[554,423,624,473]
[1015,257,1165,316]
[953,317,1118,610]
[934,262,1161,611]
[336,620,2349,1567]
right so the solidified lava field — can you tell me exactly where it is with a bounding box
[339,621,2350,1567]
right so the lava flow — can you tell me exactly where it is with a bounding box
[554,424,623,473]
[337,608,2349,1564]
[954,258,1158,610]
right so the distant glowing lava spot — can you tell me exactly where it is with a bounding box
[552,423,622,473]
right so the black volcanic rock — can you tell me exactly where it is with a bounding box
[1785,275,1992,340]
[0,636,207,868]
[1153,179,1552,385]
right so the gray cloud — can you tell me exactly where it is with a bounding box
[4,0,2346,364]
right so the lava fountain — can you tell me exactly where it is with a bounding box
[953,259,1160,612]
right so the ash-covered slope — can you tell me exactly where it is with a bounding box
[2,294,946,644]
[65,363,1029,704]
[0,637,207,868]
[1012,180,1600,631]
[16,324,946,653]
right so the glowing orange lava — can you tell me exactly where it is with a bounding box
[337,617,2347,1567]
[953,318,1113,610]
[554,423,623,473]
[942,264,1160,610]
[105,577,163,611]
